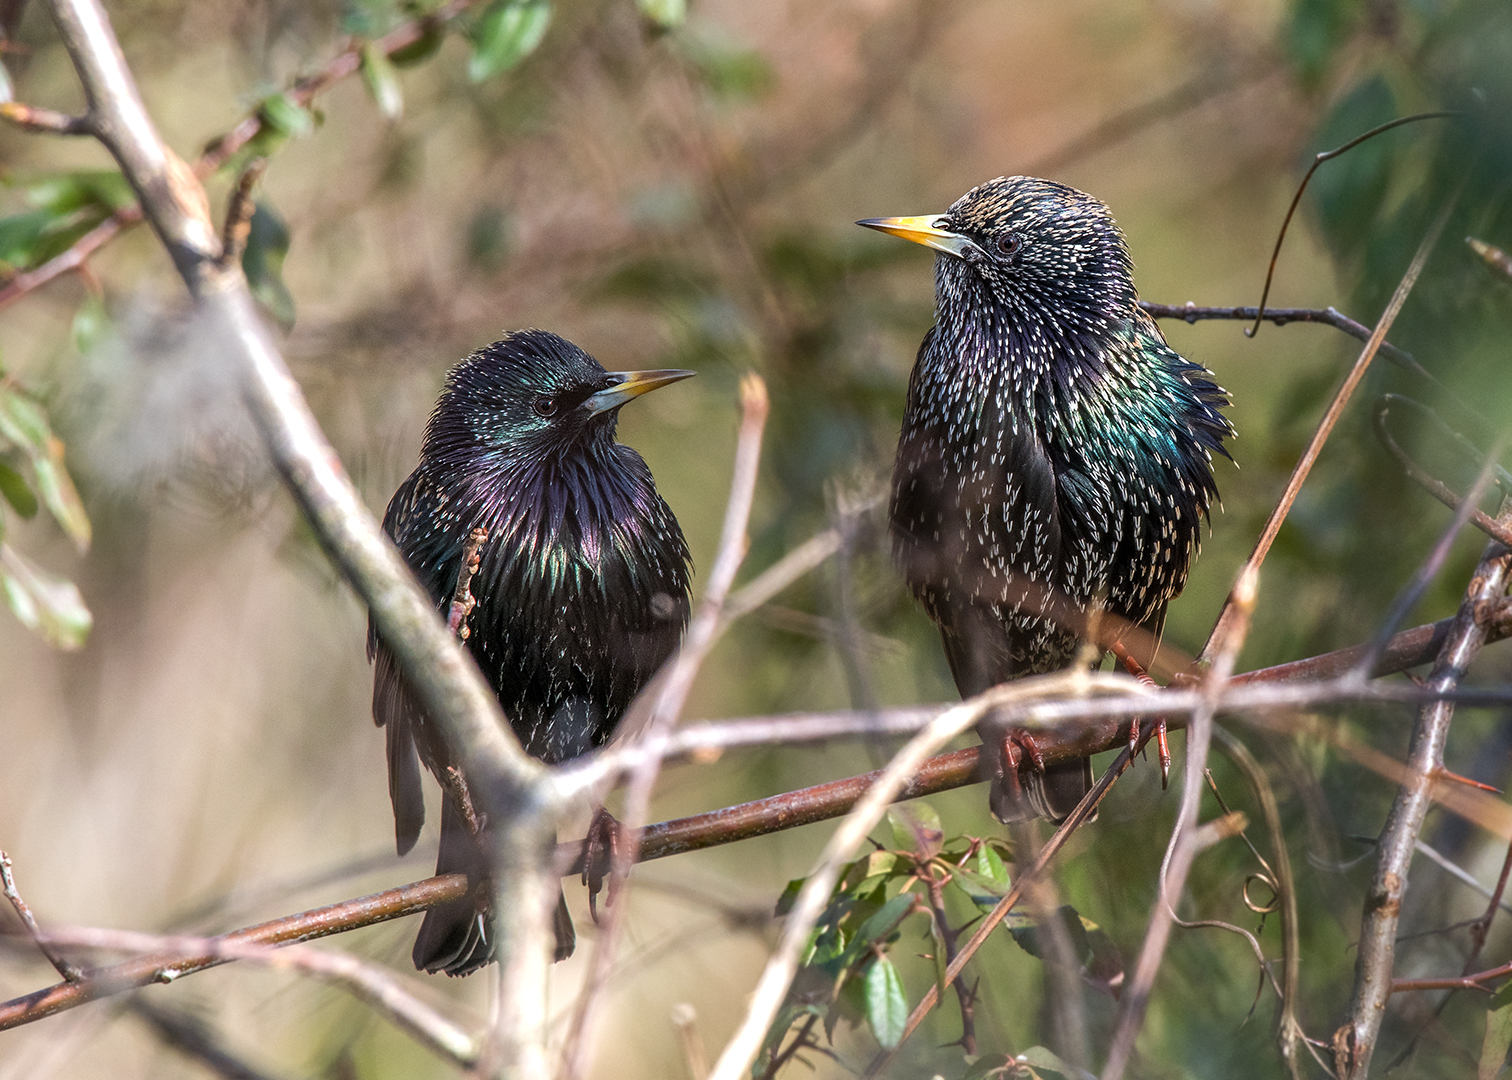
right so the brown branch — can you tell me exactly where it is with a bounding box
[0,205,137,313]
[0,99,91,133]
[1337,500,1512,1078]
[216,157,267,271]
[0,849,84,982]
[1391,959,1512,994]
[0,873,461,1031]
[446,525,488,641]
[6,605,1512,1036]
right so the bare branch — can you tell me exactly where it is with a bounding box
[0,99,91,133]
[1337,500,1512,1078]
[37,925,479,1065]
[0,850,84,982]
[0,873,463,1031]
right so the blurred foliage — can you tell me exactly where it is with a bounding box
[0,370,91,648]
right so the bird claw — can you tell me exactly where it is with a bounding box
[582,807,623,924]
[1001,730,1046,774]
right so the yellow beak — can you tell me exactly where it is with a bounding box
[856,215,978,258]
[586,369,696,416]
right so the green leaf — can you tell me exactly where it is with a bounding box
[361,42,404,120]
[31,454,91,551]
[961,1053,1013,1080]
[1005,905,1124,998]
[389,21,446,67]
[677,34,775,101]
[1016,1046,1096,1080]
[775,877,803,917]
[0,542,91,649]
[468,0,551,82]
[259,92,315,138]
[921,905,949,1003]
[0,384,52,455]
[863,954,907,1050]
[637,0,685,31]
[242,201,296,330]
[25,171,135,215]
[72,296,109,355]
[1481,980,1512,1080]
[0,459,37,518]
[976,841,1011,886]
[838,893,913,970]
[887,801,943,861]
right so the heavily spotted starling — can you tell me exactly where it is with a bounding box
[369,329,693,975]
[860,176,1232,823]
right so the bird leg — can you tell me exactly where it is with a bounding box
[581,807,623,924]
[447,526,489,641]
[1110,641,1170,789]
[999,729,1046,774]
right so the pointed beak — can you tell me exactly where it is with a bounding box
[856,215,980,259]
[586,368,696,417]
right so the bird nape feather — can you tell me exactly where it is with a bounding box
[861,175,1232,823]
[368,329,693,975]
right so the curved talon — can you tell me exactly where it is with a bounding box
[582,807,622,924]
[1007,730,1046,774]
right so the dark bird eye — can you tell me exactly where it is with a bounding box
[996,232,1023,257]
[533,395,560,418]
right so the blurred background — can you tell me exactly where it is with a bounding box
[2,0,1512,1076]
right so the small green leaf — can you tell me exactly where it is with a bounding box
[637,0,685,31]
[838,893,913,970]
[25,171,135,215]
[1016,1046,1096,1080]
[389,21,446,67]
[242,201,296,330]
[31,454,91,551]
[863,954,907,1050]
[361,42,404,120]
[259,92,315,138]
[1481,980,1512,1080]
[887,801,943,861]
[775,877,803,917]
[468,0,551,83]
[961,1053,1013,1080]
[72,296,109,355]
[0,542,91,649]
[976,841,1011,886]
[921,906,949,1003]
[0,459,37,518]
[0,385,51,455]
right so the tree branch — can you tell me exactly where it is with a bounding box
[1337,502,1512,1078]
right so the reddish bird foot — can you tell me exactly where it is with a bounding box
[582,807,623,923]
[1113,642,1170,790]
[999,728,1047,775]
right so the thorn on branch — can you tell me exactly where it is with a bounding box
[0,100,92,134]
[447,526,488,641]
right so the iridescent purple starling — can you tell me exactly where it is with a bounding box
[860,176,1231,823]
[369,329,693,975]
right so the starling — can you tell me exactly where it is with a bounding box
[369,329,693,975]
[860,176,1231,823]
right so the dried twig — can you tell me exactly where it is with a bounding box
[1,850,84,982]
[1202,184,1464,661]
[38,925,479,1065]
[216,157,267,271]
[0,99,91,133]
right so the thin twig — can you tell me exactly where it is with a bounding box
[1201,184,1464,662]
[1337,498,1512,1078]
[216,157,267,271]
[0,99,91,133]
[38,925,479,1065]
[561,374,769,1080]
[1104,566,1258,1080]
[1392,958,1512,995]
[0,850,84,982]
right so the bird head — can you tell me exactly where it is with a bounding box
[859,176,1136,331]
[423,329,694,464]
